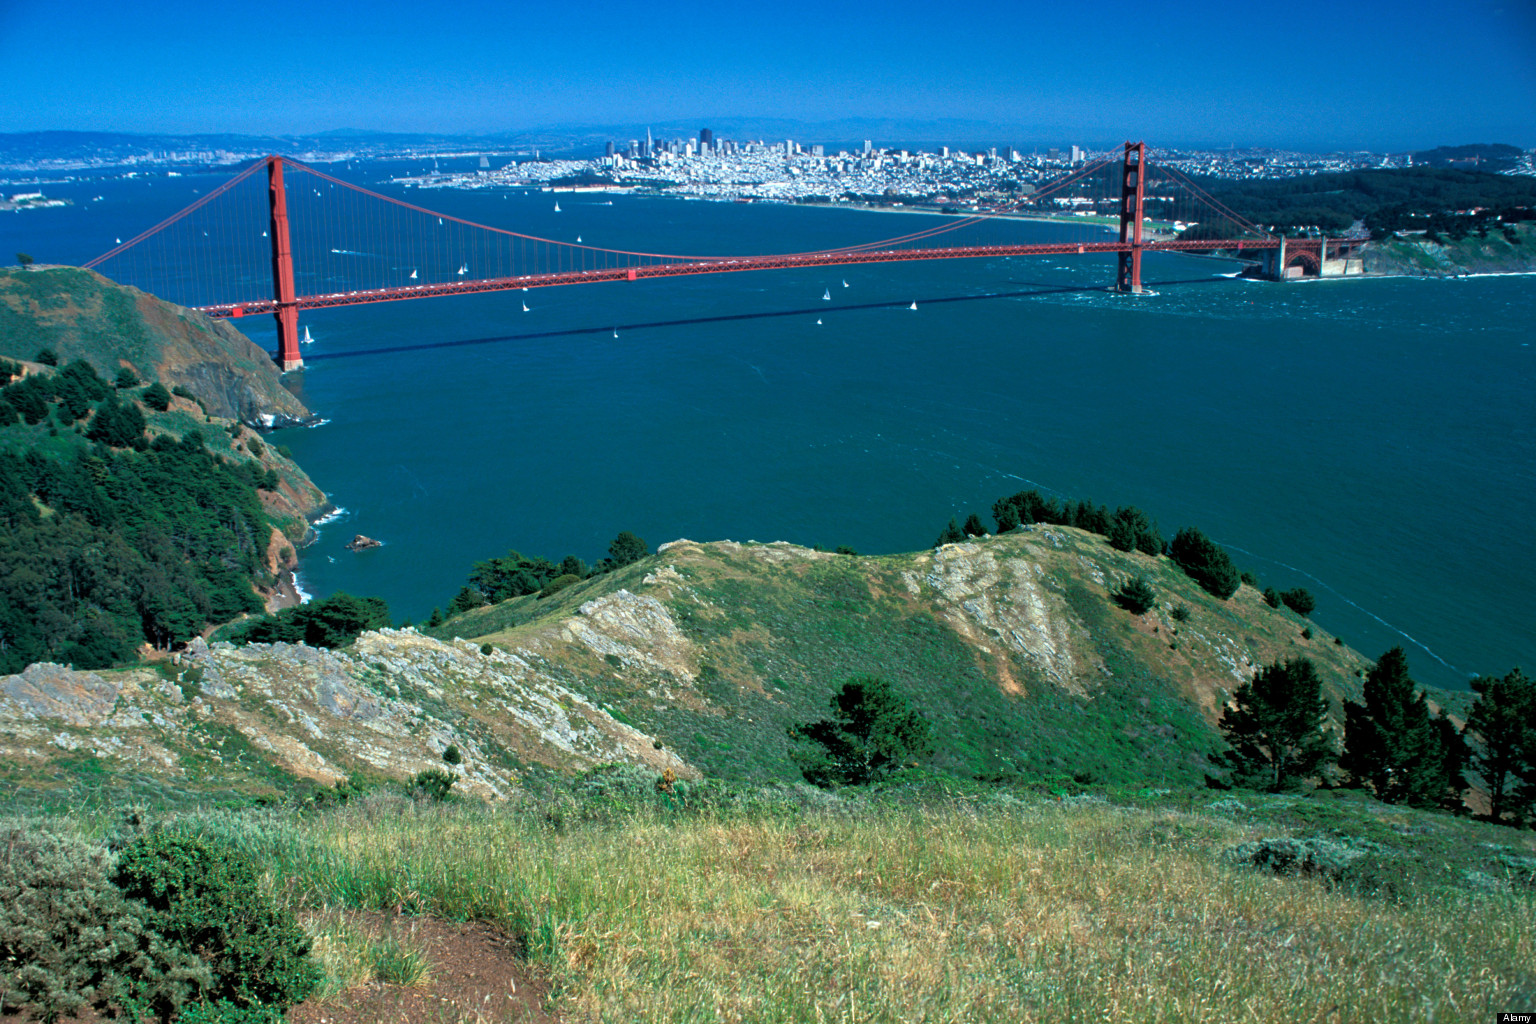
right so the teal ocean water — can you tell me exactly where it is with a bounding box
[7,159,1533,689]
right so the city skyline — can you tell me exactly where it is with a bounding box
[2,0,1534,152]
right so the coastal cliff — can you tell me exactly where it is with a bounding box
[0,265,314,429]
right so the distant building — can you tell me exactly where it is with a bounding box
[785,139,795,156]
[863,140,873,155]
[811,144,824,158]
[605,141,615,157]
[1070,145,1084,163]
[700,128,713,148]
[1047,147,1061,162]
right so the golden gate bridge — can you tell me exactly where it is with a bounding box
[83,142,1358,372]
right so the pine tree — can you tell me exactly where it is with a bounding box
[1467,667,1536,824]
[962,513,988,537]
[1339,647,1456,807]
[789,675,933,786]
[934,517,966,546]
[1168,526,1240,599]
[1211,656,1334,792]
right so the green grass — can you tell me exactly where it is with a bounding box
[153,792,1536,1021]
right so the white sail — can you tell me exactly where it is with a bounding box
[816,319,822,325]
[457,263,468,276]
[823,289,831,300]
[409,269,418,279]
[301,326,314,345]
[909,301,918,310]
[522,301,530,312]
[554,201,561,212]
[842,279,848,287]
[576,235,582,242]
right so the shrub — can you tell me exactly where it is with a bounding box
[608,530,648,567]
[0,827,208,1022]
[175,1001,286,1024]
[237,592,390,648]
[1168,527,1240,599]
[442,743,463,765]
[35,348,58,367]
[114,367,140,389]
[111,831,319,1013]
[1113,576,1156,615]
[1171,605,1190,622]
[539,573,581,598]
[1263,587,1281,608]
[934,517,966,546]
[1280,587,1316,616]
[409,769,457,802]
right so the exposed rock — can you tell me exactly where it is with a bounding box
[346,534,382,551]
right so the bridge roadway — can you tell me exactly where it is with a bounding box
[199,238,1290,318]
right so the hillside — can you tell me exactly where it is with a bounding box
[1,527,1372,804]
[0,266,313,429]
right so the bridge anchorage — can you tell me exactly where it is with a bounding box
[84,141,1361,372]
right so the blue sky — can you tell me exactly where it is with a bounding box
[2,0,1532,150]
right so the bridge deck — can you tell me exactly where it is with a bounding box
[200,238,1293,318]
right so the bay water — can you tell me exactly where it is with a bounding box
[6,159,1532,690]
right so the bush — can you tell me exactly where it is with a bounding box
[112,831,319,1013]
[1113,576,1156,614]
[35,348,58,367]
[139,380,171,411]
[1168,526,1240,599]
[409,769,457,802]
[539,573,581,598]
[1170,605,1190,622]
[1280,587,1316,616]
[237,592,390,648]
[115,367,141,389]
[0,827,208,1022]
[442,743,462,765]
[1263,587,1281,608]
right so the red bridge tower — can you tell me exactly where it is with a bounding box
[266,156,302,371]
[1117,141,1146,294]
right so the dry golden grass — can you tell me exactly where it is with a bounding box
[271,798,1532,1023]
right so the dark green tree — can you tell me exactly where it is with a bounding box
[607,530,648,567]
[1466,667,1536,824]
[426,607,444,628]
[238,592,390,649]
[1340,647,1462,808]
[114,367,140,389]
[1210,656,1334,792]
[1113,576,1156,614]
[138,381,171,411]
[789,675,933,786]
[962,513,988,537]
[446,586,485,616]
[1280,587,1316,616]
[86,395,146,447]
[1263,587,1281,608]
[16,253,33,269]
[559,554,589,578]
[34,349,58,367]
[1107,506,1161,555]
[1168,526,1240,599]
[934,516,966,546]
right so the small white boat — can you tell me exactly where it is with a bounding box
[457,263,468,276]
[842,279,849,287]
[816,319,822,325]
[438,218,443,225]
[909,301,918,310]
[301,326,314,345]
[522,301,530,312]
[612,328,619,338]
[115,237,121,244]
[823,289,831,300]
[576,235,582,242]
[554,201,561,212]
[409,269,418,279]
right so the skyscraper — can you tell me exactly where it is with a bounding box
[700,128,713,149]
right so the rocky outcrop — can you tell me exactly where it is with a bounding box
[0,630,694,800]
[346,534,382,551]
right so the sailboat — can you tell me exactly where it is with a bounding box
[301,326,314,345]
[522,301,530,312]
[554,201,561,212]
[909,301,918,310]
[612,328,619,338]
[823,288,831,300]
[457,263,468,276]
[816,319,822,325]
[842,279,849,287]
[576,235,582,242]
[409,269,418,279]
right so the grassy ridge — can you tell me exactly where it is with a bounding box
[36,786,1531,1023]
